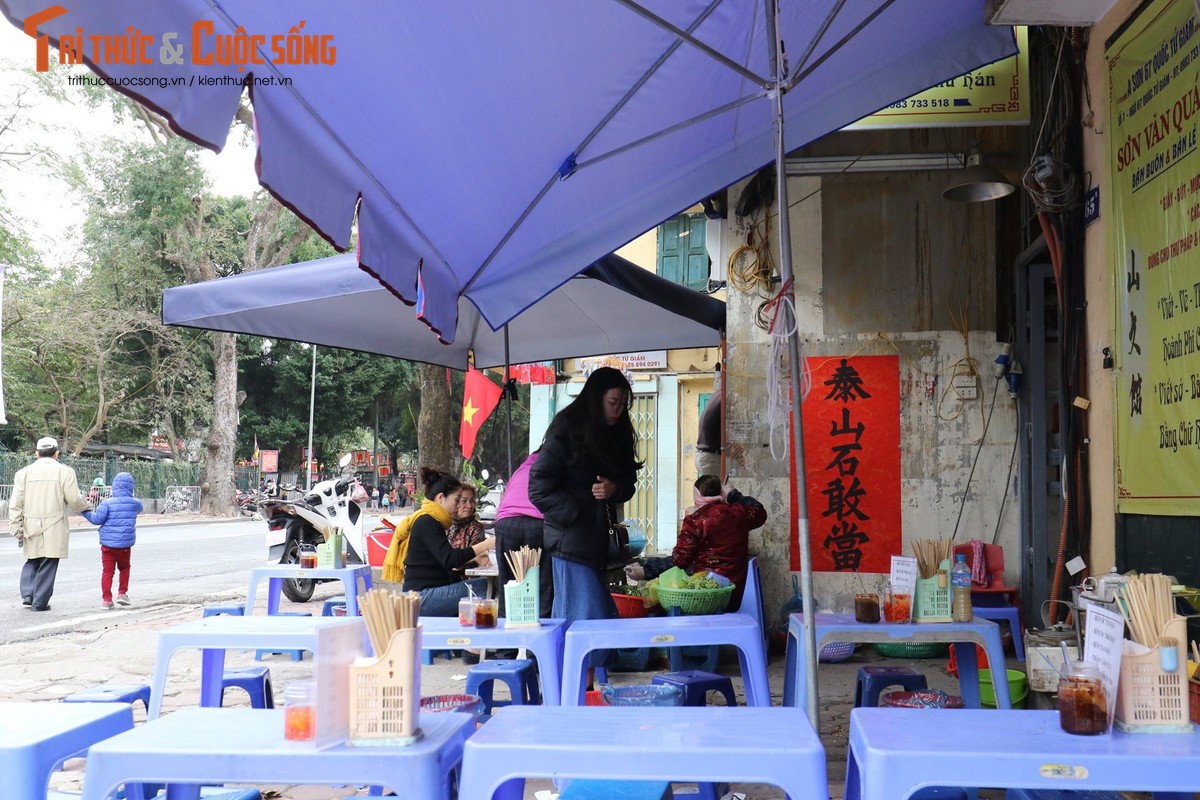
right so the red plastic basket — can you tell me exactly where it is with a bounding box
[612,592,649,618]
[1189,679,1200,725]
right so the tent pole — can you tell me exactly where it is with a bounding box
[306,345,317,491]
[766,0,818,724]
[504,325,513,479]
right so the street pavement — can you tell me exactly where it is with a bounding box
[0,513,1001,800]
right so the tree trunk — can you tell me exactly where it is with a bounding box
[202,331,239,516]
[417,364,454,472]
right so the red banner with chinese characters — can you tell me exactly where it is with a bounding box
[790,355,901,573]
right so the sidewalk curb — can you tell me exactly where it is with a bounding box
[1,516,257,537]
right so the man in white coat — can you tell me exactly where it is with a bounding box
[11,437,90,611]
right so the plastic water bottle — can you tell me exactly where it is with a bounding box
[951,553,972,622]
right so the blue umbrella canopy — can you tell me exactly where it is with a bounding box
[162,253,724,369]
[2,0,1014,340]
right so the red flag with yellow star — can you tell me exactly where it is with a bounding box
[459,366,504,459]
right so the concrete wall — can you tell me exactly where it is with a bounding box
[1081,0,1145,573]
[717,171,1020,620]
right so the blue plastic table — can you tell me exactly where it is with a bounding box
[419,617,566,705]
[148,615,361,718]
[0,701,133,800]
[784,612,1010,710]
[244,564,372,616]
[79,706,472,800]
[458,705,825,800]
[846,708,1199,800]
[560,613,771,706]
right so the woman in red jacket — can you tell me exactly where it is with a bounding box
[626,474,766,609]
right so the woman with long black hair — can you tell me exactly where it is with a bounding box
[529,367,642,677]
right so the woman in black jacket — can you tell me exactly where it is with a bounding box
[529,367,641,674]
[401,467,493,616]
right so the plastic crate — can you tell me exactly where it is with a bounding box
[612,592,649,619]
[348,626,421,745]
[503,565,540,627]
[913,559,951,622]
[874,641,949,659]
[1115,616,1191,733]
[654,585,734,615]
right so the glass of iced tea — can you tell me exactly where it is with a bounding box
[298,544,318,569]
[474,598,498,629]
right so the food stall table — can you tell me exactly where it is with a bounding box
[458,705,825,800]
[149,616,361,718]
[0,702,134,800]
[846,708,1199,800]
[244,564,372,616]
[80,707,471,800]
[418,617,566,705]
[784,612,1010,710]
[561,613,770,706]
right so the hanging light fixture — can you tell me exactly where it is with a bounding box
[942,142,1015,202]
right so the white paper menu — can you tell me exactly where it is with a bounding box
[889,555,918,596]
[1083,604,1125,726]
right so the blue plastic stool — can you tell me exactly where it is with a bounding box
[322,596,347,616]
[422,649,458,665]
[256,611,312,661]
[62,684,152,713]
[854,665,929,708]
[1004,791,1144,800]
[652,670,737,707]
[558,780,671,799]
[201,604,245,617]
[973,604,1026,662]
[220,666,274,709]
[465,659,541,712]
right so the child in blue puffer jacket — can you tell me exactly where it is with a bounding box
[81,472,143,609]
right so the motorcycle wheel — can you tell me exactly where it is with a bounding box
[280,542,316,603]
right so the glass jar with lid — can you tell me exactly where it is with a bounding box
[1057,660,1109,735]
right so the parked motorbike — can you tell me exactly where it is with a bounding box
[262,454,366,602]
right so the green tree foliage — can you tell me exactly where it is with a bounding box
[237,339,418,473]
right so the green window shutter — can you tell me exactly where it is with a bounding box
[657,213,710,290]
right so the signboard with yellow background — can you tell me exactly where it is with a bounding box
[1109,0,1200,513]
[848,28,1028,128]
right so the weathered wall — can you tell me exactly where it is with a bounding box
[719,171,1020,620]
[1082,0,1145,572]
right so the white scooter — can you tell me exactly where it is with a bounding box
[262,454,366,602]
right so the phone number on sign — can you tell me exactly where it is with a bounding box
[885,98,951,110]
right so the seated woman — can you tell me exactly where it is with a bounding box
[626,474,766,609]
[395,467,493,616]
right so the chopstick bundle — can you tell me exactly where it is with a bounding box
[503,546,541,584]
[910,539,952,579]
[1116,573,1174,646]
[358,588,422,655]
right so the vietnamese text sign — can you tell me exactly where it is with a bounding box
[791,355,902,573]
[848,28,1029,129]
[260,450,279,474]
[1108,0,1200,513]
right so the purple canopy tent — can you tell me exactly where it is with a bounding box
[2,0,1016,719]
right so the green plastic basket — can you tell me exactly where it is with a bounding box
[654,584,735,615]
[874,641,949,659]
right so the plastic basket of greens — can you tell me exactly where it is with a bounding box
[651,568,735,615]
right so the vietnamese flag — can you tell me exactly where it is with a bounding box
[459,366,504,459]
